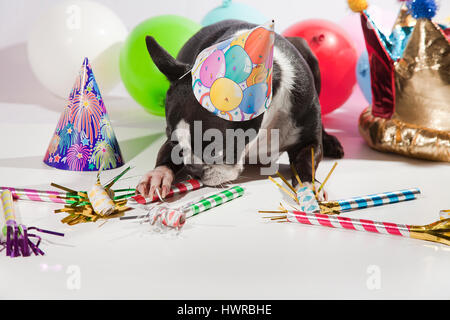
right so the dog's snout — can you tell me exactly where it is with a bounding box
[185,164,204,178]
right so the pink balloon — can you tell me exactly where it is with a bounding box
[199,50,226,88]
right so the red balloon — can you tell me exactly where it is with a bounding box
[283,19,357,115]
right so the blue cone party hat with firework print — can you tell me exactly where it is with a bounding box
[191,21,275,121]
[43,58,124,171]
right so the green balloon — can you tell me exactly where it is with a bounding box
[120,15,201,116]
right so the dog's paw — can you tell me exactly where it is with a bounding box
[201,164,242,186]
[301,181,328,202]
[323,133,344,159]
[136,165,174,200]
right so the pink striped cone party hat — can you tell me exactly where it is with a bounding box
[44,58,124,171]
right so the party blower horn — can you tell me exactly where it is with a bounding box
[191,21,275,121]
[265,148,420,215]
[44,57,124,171]
[52,166,133,225]
[348,0,450,162]
[122,186,245,229]
[1,190,64,257]
[0,178,204,207]
[262,210,450,246]
[129,179,204,205]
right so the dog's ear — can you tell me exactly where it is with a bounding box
[146,36,189,82]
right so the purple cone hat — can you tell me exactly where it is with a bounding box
[191,21,275,121]
[43,58,124,171]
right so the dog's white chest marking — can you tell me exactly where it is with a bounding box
[244,45,302,161]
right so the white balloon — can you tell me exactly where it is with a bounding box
[27,0,127,98]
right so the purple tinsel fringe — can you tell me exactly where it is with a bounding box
[3,224,64,258]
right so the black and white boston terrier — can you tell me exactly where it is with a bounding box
[136,20,344,200]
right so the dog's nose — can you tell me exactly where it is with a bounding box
[185,164,203,177]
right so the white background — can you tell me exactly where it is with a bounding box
[2,0,449,48]
[0,0,449,299]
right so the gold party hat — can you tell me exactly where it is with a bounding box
[356,0,450,161]
[392,2,416,29]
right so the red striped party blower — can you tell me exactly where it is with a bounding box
[260,209,450,246]
[1,190,64,257]
[51,168,203,225]
[129,179,203,205]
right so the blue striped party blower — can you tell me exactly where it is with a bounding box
[265,148,421,216]
[319,188,421,215]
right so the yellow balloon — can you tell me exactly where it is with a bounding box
[230,31,250,47]
[210,78,243,112]
[246,64,268,86]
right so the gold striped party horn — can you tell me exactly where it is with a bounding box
[87,178,116,216]
[1,190,17,256]
[53,166,133,225]
[1,190,64,257]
